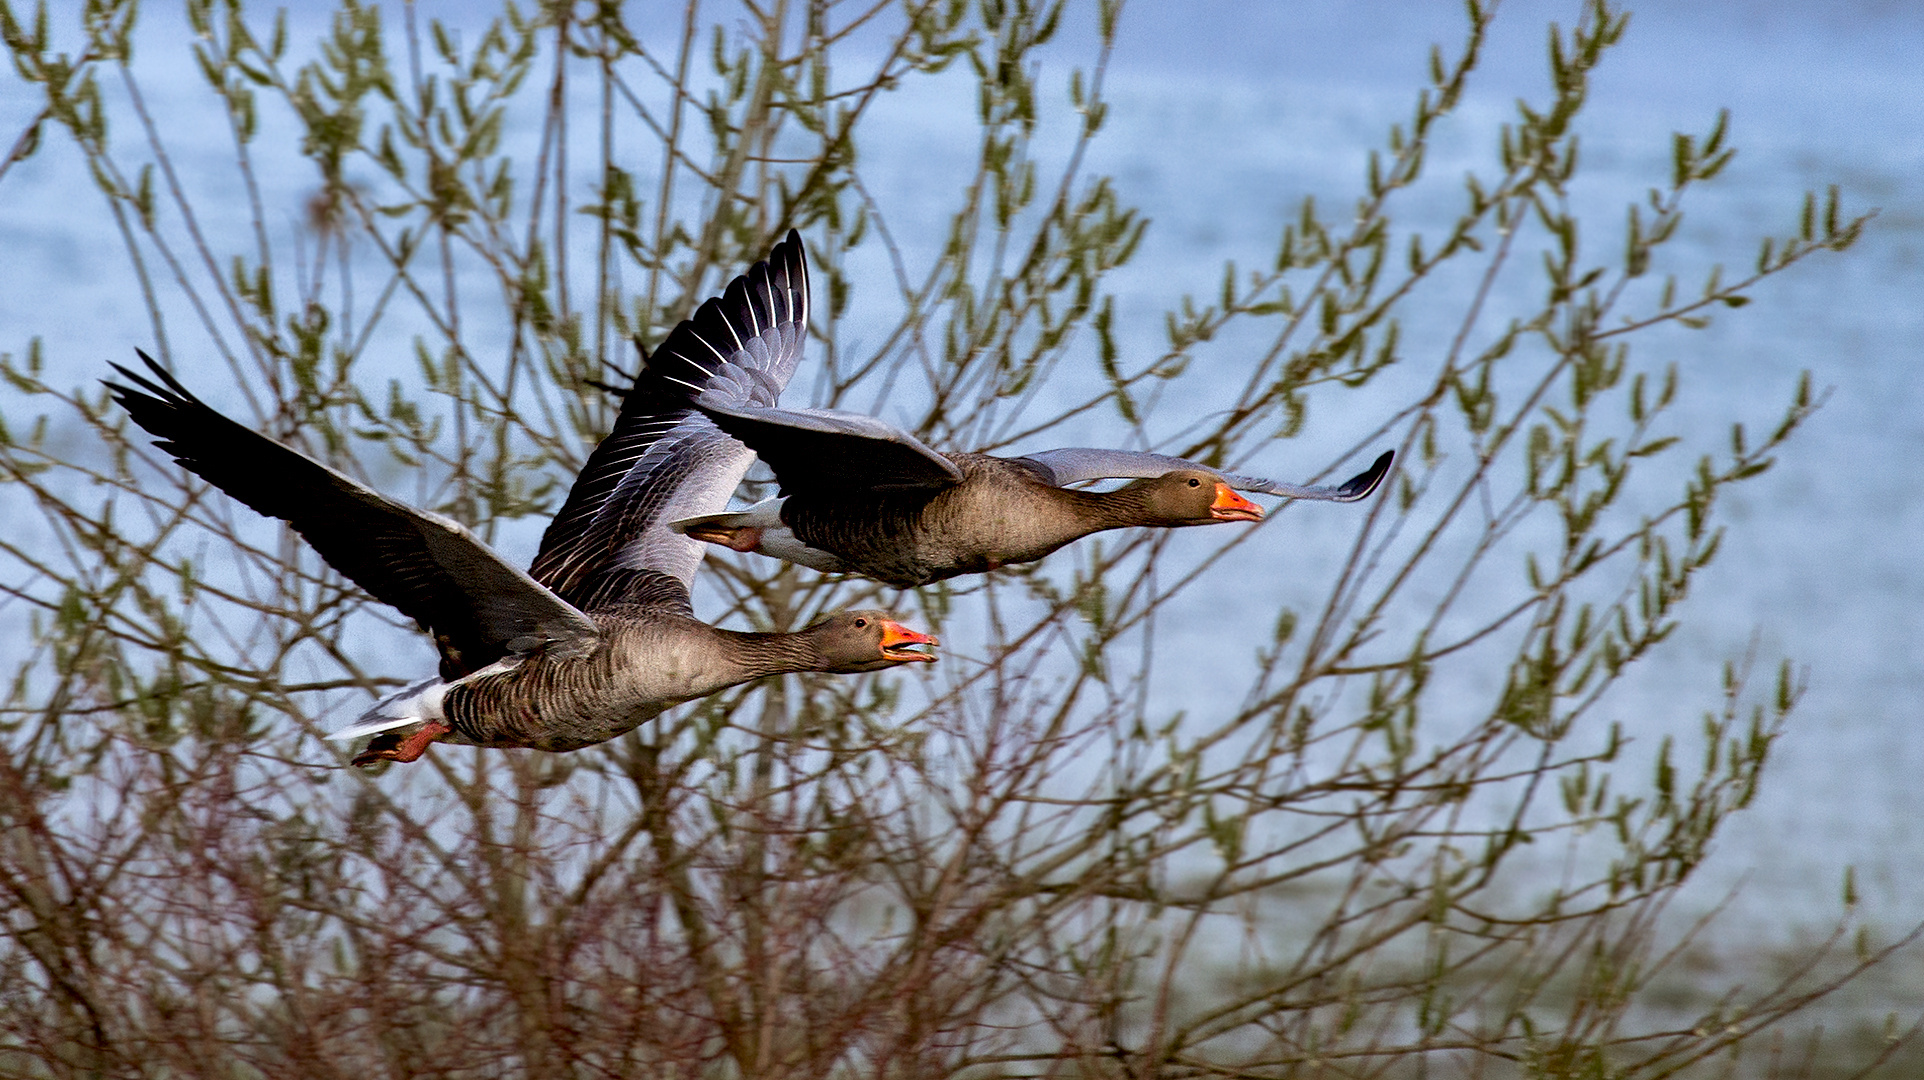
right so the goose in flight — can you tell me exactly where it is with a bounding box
[670,383,1393,589]
[106,231,936,766]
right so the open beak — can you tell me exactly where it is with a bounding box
[1208,483,1264,523]
[878,620,939,663]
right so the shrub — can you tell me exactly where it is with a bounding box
[0,0,1906,1076]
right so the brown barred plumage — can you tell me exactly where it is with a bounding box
[107,231,938,768]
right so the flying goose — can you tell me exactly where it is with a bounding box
[670,394,1394,590]
[106,231,936,766]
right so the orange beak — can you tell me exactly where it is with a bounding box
[878,620,939,663]
[1208,483,1264,522]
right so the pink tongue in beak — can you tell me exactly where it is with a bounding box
[878,620,939,662]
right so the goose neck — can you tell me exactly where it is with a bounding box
[724,630,825,679]
[1063,483,1157,532]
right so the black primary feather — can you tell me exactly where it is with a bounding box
[105,352,598,681]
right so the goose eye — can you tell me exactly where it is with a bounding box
[1187,478,1201,488]
[854,618,868,628]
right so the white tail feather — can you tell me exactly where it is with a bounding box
[670,498,844,573]
[669,496,785,534]
[329,676,447,741]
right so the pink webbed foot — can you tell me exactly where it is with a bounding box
[684,524,764,553]
[352,720,452,768]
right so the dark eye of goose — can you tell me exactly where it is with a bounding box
[854,617,868,628]
[1187,477,1201,487]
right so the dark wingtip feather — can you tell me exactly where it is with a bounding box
[104,350,191,407]
[1335,450,1395,501]
[104,352,209,469]
[643,232,811,404]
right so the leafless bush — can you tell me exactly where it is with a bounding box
[0,0,1912,1076]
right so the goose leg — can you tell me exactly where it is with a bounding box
[352,720,452,767]
[683,523,765,552]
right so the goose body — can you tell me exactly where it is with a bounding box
[650,243,1392,589]
[675,398,1394,589]
[108,231,936,766]
[700,453,1280,588]
[345,606,931,754]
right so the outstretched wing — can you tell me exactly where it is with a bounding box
[1017,448,1395,502]
[530,230,812,613]
[106,353,598,681]
[694,399,965,497]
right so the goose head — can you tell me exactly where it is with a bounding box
[1124,469,1265,526]
[805,610,940,671]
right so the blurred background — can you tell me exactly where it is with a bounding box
[1085,0,1924,948]
[0,0,1918,969]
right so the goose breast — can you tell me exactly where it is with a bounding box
[438,613,749,752]
[783,455,1086,587]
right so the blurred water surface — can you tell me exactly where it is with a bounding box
[1093,0,1924,945]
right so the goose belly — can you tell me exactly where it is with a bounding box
[440,634,728,753]
[796,481,1078,586]
[925,486,1083,575]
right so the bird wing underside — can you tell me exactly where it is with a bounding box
[531,231,813,610]
[107,353,598,680]
[648,229,810,410]
[531,416,754,614]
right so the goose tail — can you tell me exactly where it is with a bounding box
[671,498,845,574]
[329,676,449,742]
[669,498,784,540]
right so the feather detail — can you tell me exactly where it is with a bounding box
[104,352,599,681]
[530,230,812,611]
[328,676,450,741]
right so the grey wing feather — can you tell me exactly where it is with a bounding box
[535,420,755,613]
[693,399,965,496]
[531,230,812,611]
[1019,447,1395,502]
[1017,448,1213,486]
[106,353,598,681]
